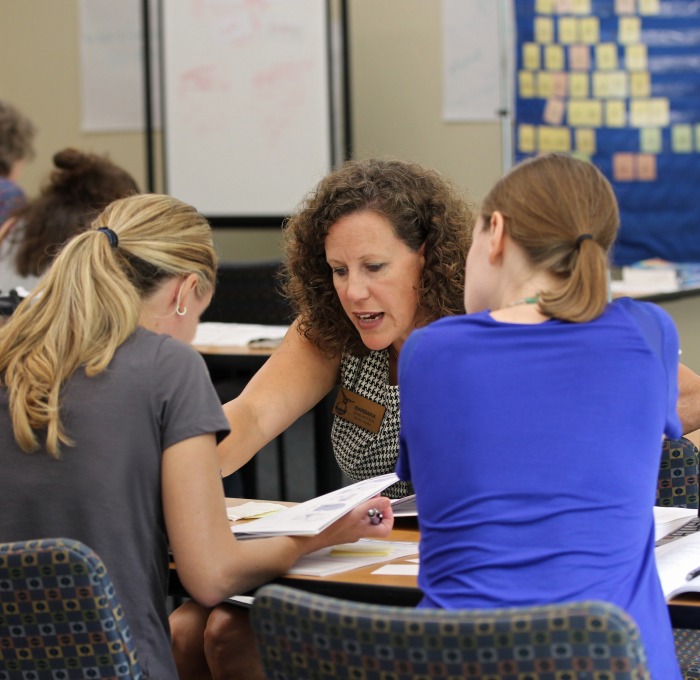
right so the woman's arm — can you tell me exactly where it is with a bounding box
[678,362,700,435]
[217,318,341,476]
[162,432,393,606]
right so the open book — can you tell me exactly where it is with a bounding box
[231,473,398,539]
[656,531,700,599]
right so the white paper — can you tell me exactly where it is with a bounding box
[442,0,503,122]
[288,539,419,577]
[391,494,417,517]
[653,506,697,542]
[231,473,398,538]
[655,531,700,599]
[194,322,289,348]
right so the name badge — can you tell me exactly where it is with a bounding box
[332,388,386,434]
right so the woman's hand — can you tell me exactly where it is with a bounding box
[309,495,394,553]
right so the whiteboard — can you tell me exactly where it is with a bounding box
[161,0,334,221]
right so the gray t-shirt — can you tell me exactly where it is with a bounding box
[0,327,230,679]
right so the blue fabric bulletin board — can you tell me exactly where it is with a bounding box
[513,0,700,265]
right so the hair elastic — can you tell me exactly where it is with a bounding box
[575,233,593,249]
[97,226,119,248]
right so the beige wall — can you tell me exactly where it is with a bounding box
[3,0,699,372]
[0,0,503,262]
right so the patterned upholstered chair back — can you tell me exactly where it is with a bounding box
[250,584,651,680]
[656,437,700,509]
[0,537,142,679]
[201,260,293,325]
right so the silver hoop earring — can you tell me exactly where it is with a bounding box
[176,305,187,317]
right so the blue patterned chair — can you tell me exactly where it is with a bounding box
[0,537,142,679]
[657,437,700,508]
[250,584,651,679]
[655,438,700,680]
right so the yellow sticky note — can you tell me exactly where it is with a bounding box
[523,43,541,71]
[545,44,565,71]
[640,127,662,154]
[619,16,641,44]
[649,98,670,126]
[536,0,556,12]
[569,73,590,98]
[672,125,693,153]
[518,124,537,153]
[575,128,597,155]
[639,0,660,15]
[694,124,700,152]
[630,72,650,98]
[572,0,592,13]
[606,100,627,127]
[538,126,571,153]
[519,71,536,98]
[580,17,600,44]
[626,44,648,71]
[535,17,555,44]
[630,99,651,127]
[559,17,578,45]
[330,544,391,557]
[596,44,618,70]
[537,72,555,99]
[593,72,628,99]
[568,100,603,127]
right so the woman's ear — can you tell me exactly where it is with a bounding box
[176,273,199,312]
[488,211,506,264]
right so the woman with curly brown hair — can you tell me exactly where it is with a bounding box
[169,157,473,680]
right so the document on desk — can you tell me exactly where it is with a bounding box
[656,531,700,599]
[193,322,289,348]
[231,473,399,539]
[288,539,419,577]
[653,506,697,542]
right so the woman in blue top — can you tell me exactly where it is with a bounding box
[397,152,682,679]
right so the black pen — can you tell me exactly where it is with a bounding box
[685,567,700,582]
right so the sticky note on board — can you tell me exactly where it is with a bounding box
[552,73,568,98]
[615,0,636,14]
[640,128,662,154]
[619,16,641,44]
[639,0,661,15]
[558,18,578,45]
[544,99,566,125]
[593,72,628,99]
[613,153,636,181]
[695,125,700,152]
[569,73,590,98]
[672,125,693,153]
[606,100,627,127]
[538,126,571,153]
[535,17,554,44]
[518,125,537,153]
[596,44,619,70]
[545,45,565,71]
[638,154,657,181]
[630,72,651,98]
[536,0,556,13]
[580,17,600,44]
[626,44,648,71]
[575,128,597,155]
[523,43,541,71]
[538,72,555,99]
[519,71,535,98]
[568,100,602,128]
[569,45,591,71]
[572,0,591,13]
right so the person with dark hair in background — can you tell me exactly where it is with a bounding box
[0,147,139,294]
[0,98,36,232]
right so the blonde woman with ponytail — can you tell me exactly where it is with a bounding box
[396,153,682,679]
[0,193,393,680]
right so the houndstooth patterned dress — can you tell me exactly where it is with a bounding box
[331,350,411,499]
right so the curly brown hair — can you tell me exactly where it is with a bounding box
[283,158,474,357]
[12,148,140,277]
[0,99,36,176]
